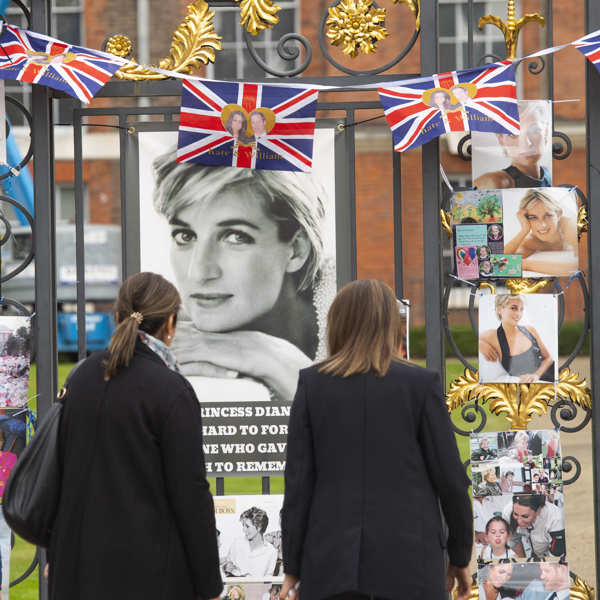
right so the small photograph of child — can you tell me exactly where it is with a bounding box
[478,294,558,384]
[502,187,578,277]
[479,260,492,276]
[478,516,517,562]
[477,245,491,261]
[499,463,525,494]
[488,223,504,241]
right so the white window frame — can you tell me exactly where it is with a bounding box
[205,1,300,80]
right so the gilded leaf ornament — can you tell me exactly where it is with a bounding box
[392,0,420,30]
[478,0,545,59]
[236,0,281,35]
[447,368,591,430]
[505,278,552,294]
[440,209,452,237]
[105,0,222,81]
[578,204,589,238]
[326,0,388,58]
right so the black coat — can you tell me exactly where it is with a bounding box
[281,362,472,600]
[49,342,223,600]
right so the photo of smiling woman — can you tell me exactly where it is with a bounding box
[138,130,336,403]
[478,294,558,384]
[502,187,578,277]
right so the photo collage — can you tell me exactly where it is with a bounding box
[451,187,579,280]
[470,430,569,599]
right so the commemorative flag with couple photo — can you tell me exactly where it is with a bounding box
[572,30,600,74]
[177,79,319,172]
[379,61,520,152]
[0,24,124,103]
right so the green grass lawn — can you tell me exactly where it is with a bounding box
[9,359,503,598]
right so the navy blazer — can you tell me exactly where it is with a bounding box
[281,361,472,600]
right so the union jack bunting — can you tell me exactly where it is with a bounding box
[378,62,520,152]
[0,24,124,103]
[177,79,319,171]
[572,30,600,73]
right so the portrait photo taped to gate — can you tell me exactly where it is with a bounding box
[139,130,337,405]
[478,294,558,384]
[214,495,283,582]
[472,100,553,189]
[477,561,570,600]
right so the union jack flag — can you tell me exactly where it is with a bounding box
[0,24,124,103]
[177,79,319,171]
[572,30,600,73]
[378,62,520,152]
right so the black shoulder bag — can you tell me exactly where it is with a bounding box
[2,361,84,547]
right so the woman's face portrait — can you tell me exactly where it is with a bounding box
[169,187,304,332]
[524,200,560,241]
[487,563,513,588]
[231,113,244,137]
[484,469,497,483]
[498,297,524,326]
[241,518,260,541]
[511,502,539,528]
[431,91,449,110]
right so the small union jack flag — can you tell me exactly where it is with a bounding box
[0,24,124,103]
[177,79,319,172]
[378,61,520,152]
[572,30,600,73]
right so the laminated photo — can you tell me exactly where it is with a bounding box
[472,100,553,189]
[478,294,558,384]
[478,561,570,598]
[0,407,27,600]
[397,299,410,360]
[502,187,578,277]
[215,495,283,583]
[221,583,282,600]
[0,317,31,408]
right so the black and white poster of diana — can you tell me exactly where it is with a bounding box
[138,128,337,475]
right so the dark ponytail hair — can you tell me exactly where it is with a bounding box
[104,272,181,380]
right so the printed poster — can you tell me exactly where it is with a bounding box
[0,317,31,408]
[472,100,553,189]
[478,294,558,384]
[139,129,337,475]
[215,494,283,583]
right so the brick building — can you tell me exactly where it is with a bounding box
[5,0,590,327]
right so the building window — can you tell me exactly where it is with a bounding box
[205,2,299,80]
[56,183,89,224]
[4,0,83,126]
[439,0,508,72]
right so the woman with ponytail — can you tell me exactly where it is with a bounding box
[48,272,223,600]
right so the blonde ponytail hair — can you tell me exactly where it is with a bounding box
[104,272,181,380]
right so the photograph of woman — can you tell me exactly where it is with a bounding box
[428,89,452,111]
[224,110,254,145]
[471,100,552,189]
[502,188,578,277]
[477,561,514,600]
[479,294,557,384]
[221,507,278,578]
[139,130,337,404]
